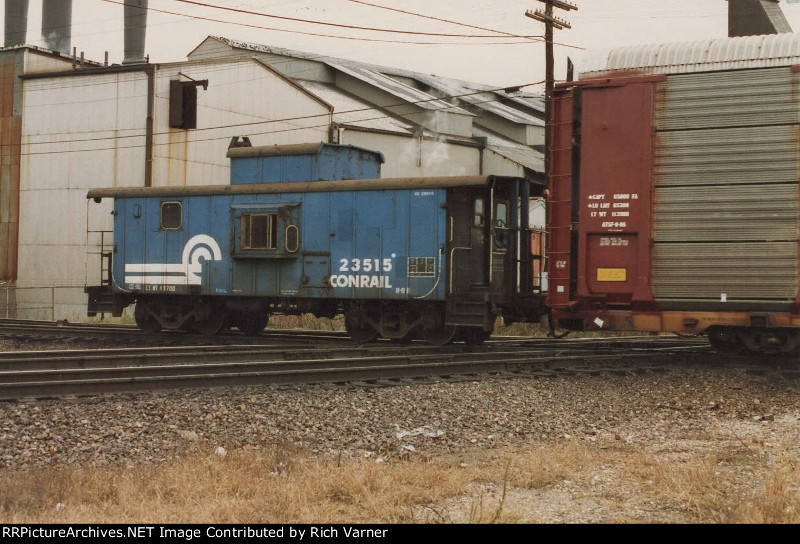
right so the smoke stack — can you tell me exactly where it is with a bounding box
[41,0,73,54]
[123,0,148,64]
[728,0,792,37]
[4,0,30,48]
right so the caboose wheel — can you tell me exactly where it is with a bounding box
[459,327,491,345]
[422,325,458,346]
[345,312,378,343]
[134,303,161,333]
[192,312,227,336]
[237,312,269,336]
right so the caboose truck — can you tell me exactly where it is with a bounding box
[546,38,800,355]
[85,143,548,345]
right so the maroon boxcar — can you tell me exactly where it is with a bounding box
[546,35,800,355]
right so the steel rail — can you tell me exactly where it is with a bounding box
[0,341,714,401]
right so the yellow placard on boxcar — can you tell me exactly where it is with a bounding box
[597,268,627,282]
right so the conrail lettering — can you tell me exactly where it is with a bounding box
[329,274,393,289]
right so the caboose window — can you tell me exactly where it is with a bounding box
[474,198,485,227]
[495,201,509,225]
[160,201,182,230]
[241,213,277,250]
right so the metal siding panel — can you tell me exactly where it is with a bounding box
[654,185,799,242]
[652,242,798,300]
[651,67,800,304]
[353,191,395,299]
[654,126,799,186]
[408,189,446,300]
[655,67,798,130]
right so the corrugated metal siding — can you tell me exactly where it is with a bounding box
[651,67,800,302]
[652,242,798,299]
[654,67,798,130]
[655,126,799,186]
[653,186,798,242]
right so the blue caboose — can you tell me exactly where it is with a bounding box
[87,142,546,344]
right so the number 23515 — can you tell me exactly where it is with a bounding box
[339,258,392,273]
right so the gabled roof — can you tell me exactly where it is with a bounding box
[327,62,471,116]
[295,80,424,136]
[474,126,544,173]
[188,36,545,174]
[195,36,543,125]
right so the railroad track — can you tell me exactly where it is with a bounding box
[0,318,352,346]
[0,335,719,400]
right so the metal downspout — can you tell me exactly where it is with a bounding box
[145,65,154,187]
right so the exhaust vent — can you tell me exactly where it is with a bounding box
[4,0,30,48]
[123,0,149,64]
[42,0,73,54]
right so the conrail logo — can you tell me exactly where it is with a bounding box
[124,234,222,286]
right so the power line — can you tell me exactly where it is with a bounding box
[163,0,545,39]
[343,0,541,42]
[97,0,540,45]
[12,79,545,155]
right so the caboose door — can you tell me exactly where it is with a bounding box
[488,179,521,303]
[447,187,489,295]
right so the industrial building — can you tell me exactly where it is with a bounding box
[1,5,545,321]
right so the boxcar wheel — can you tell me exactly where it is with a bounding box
[708,327,745,355]
[237,313,269,336]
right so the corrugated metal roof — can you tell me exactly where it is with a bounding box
[205,36,542,121]
[580,32,800,78]
[474,126,544,172]
[329,62,471,115]
[296,80,420,135]
[407,73,543,126]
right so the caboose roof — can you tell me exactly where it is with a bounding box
[86,175,539,200]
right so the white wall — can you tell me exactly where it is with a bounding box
[152,59,331,187]
[17,58,332,320]
[342,130,479,178]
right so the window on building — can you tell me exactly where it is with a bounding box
[169,79,207,130]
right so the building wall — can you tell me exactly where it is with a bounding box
[482,149,525,178]
[152,59,331,188]
[18,70,148,319]
[16,58,332,320]
[341,129,479,178]
[0,51,22,289]
[1,49,78,317]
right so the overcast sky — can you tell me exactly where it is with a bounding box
[5,0,800,92]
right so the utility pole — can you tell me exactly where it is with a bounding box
[526,0,577,182]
